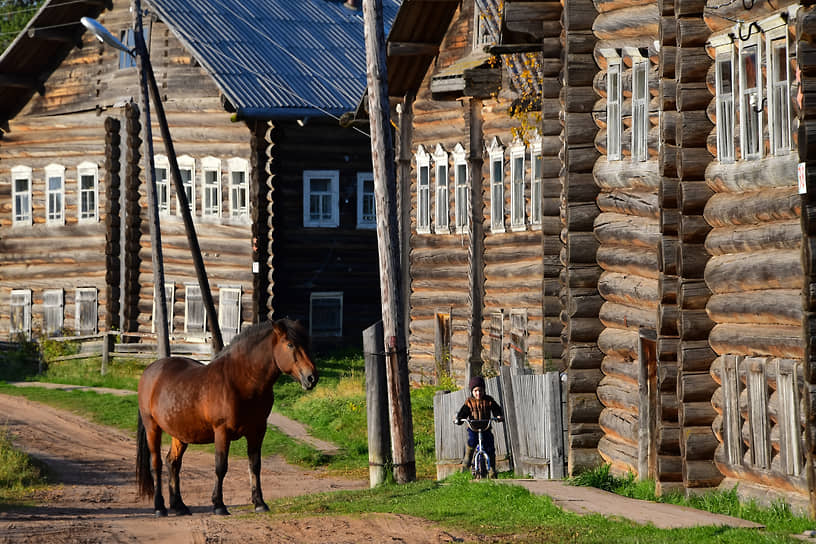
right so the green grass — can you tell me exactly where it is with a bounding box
[267,473,803,543]
[0,427,49,507]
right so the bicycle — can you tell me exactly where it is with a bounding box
[456,417,499,479]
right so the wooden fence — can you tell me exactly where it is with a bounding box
[434,368,566,479]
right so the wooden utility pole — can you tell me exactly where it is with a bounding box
[362,0,416,483]
[133,0,169,359]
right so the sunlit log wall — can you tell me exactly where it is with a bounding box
[703,0,809,510]
[562,0,606,474]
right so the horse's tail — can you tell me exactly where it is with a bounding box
[136,411,154,500]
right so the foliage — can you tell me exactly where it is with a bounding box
[41,356,146,390]
[39,337,80,361]
[0,0,44,53]
[0,340,40,381]
[0,426,49,506]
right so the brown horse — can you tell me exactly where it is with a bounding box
[136,318,317,517]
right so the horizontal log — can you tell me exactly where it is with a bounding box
[598,435,638,474]
[675,48,712,84]
[676,242,709,279]
[599,301,657,331]
[679,309,714,340]
[599,408,639,445]
[709,323,804,358]
[568,343,605,369]
[565,317,606,342]
[705,154,798,193]
[598,271,659,308]
[674,0,706,16]
[596,189,660,218]
[659,422,681,452]
[594,38,657,71]
[597,327,639,358]
[680,401,717,426]
[592,5,660,40]
[678,340,717,372]
[678,280,710,310]
[601,354,639,384]
[560,264,604,288]
[679,214,711,243]
[676,82,712,112]
[594,157,661,191]
[677,147,713,180]
[569,448,605,475]
[598,374,640,412]
[683,459,724,487]
[703,187,800,228]
[657,454,683,481]
[683,426,719,460]
[704,0,797,33]
[565,289,605,318]
[676,111,712,148]
[706,290,803,327]
[678,370,718,402]
[597,246,659,278]
[704,249,803,294]
[594,212,661,249]
[659,303,679,336]
[569,367,605,393]
[676,18,710,47]
[563,173,601,203]
[569,392,606,423]
[704,220,801,256]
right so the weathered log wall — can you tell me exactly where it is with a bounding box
[563,0,605,475]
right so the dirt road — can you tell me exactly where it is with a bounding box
[0,394,467,543]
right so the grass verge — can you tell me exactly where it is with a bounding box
[0,427,49,508]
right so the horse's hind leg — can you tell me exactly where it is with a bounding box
[145,421,167,517]
[166,438,191,516]
[211,428,231,515]
[247,430,269,513]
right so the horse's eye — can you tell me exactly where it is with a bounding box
[288,342,294,349]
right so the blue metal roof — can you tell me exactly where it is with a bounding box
[146,0,400,119]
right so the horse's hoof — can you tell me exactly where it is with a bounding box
[154,508,168,518]
[254,503,270,513]
[213,506,230,516]
[171,506,192,516]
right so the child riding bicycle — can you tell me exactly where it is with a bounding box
[453,376,503,477]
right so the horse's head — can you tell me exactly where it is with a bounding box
[271,319,318,390]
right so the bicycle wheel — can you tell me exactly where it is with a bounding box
[473,451,488,479]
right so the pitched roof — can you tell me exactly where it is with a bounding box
[0,0,399,129]
[147,0,400,119]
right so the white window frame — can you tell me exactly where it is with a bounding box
[510,140,526,231]
[416,145,431,234]
[10,289,31,340]
[433,144,449,233]
[227,157,250,219]
[487,137,505,233]
[712,35,736,164]
[629,50,649,162]
[218,286,242,344]
[309,291,343,337]
[177,155,196,216]
[45,163,66,225]
[77,161,99,223]
[763,19,791,156]
[11,165,32,226]
[75,287,97,335]
[303,170,340,228]
[118,27,148,69]
[739,26,763,161]
[151,283,175,336]
[201,156,221,218]
[43,289,64,337]
[453,143,468,234]
[184,284,206,337]
[153,154,171,215]
[530,133,543,227]
[604,50,623,161]
[356,172,376,229]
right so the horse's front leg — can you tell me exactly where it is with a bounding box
[146,426,167,517]
[166,437,191,516]
[247,428,269,513]
[211,428,231,515]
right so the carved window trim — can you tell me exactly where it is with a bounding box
[201,156,222,219]
[356,172,376,230]
[11,165,32,226]
[416,145,431,234]
[603,50,623,161]
[529,132,543,228]
[433,144,450,234]
[302,170,339,228]
[176,155,195,217]
[153,154,171,215]
[487,137,505,234]
[711,34,736,164]
[10,289,31,340]
[762,20,792,156]
[45,163,66,225]
[453,144,468,234]
[77,162,99,223]
[227,157,250,220]
[628,49,649,162]
[738,25,763,161]
[75,287,98,335]
[510,139,526,231]
[43,289,64,337]
[218,286,242,344]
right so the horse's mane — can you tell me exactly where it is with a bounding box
[211,318,309,362]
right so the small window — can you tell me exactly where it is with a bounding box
[530,134,543,227]
[303,170,340,227]
[10,289,31,340]
[739,35,762,160]
[75,287,97,335]
[228,157,249,219]
[416,146,431,234]
[154,155,171,215]
[767,27,791,155]
[184,284,206,336]
[77,162,99,222]
[473,1,494,51]
[43,289,63,337]
[11,165,32,226]
[309,292,343,337]
[487,137,505,233]
[510,141,526,230]
[45,164,65,225]
[118,27,148,69]
[606,55,622,161]
[151,283,174,335]
[714,41,736,163]
[202,157,221,218]
[177,155,195,216]
[219,287,242,344]
[631,57,649,162]
[433,144,449,233]
[356,172,376,229]
[453,144,468,233]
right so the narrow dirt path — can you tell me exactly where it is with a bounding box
[0,394,467,543]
